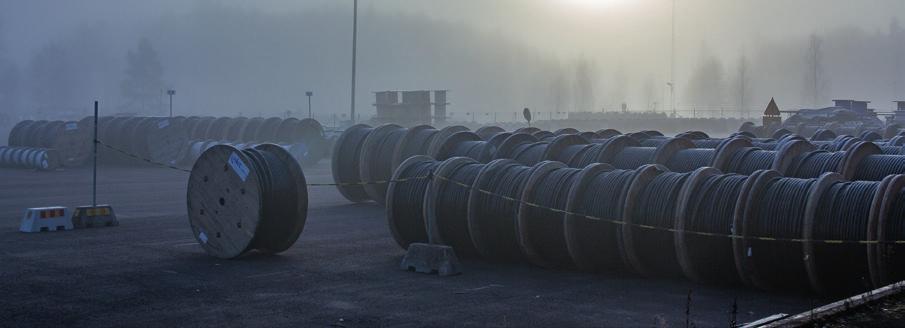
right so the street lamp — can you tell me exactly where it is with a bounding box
[306,91,314,119]
[167,89,176,117]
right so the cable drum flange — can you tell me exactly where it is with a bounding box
[579,131,600,140]
[492,133,540,164]
[424,157,483,256]
[466,159,541,261]
[7,120,33,147]
[563,164,632,272]
[572,135,639,168]
[331,124,374,202]
[390,125,439,172]
[359,124,406,204]
[430,131,496,163]
[621,167,690,278]
[786,150,848,178]
[849,141,903,181]
[475,126,505,140]
[673,168,747,284]
[532,130,555,141]
[541,134,592,167]
[553,128,580,135]
[516,161,584,268]
[772,139,817,175]
[186,144,308,259]
[733,172,816,291]
[867,174,905,287]
[710,138,753,172]
[617,164,669,274]
[386,155,440,249]
[425,125,469,158]
[811,129,837,141]
[596,129,622,138]
[514,127,540,134]
[860,130,883,141]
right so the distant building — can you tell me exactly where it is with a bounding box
[762,98,782,128]
[372,90,448,126]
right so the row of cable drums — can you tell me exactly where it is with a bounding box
[6,116,328,168]
[740,121,897,140]
[175,140,317,167]
[7,119,91,167]
[0,146,60,170]
[332,123,905,205]
[387,156,905,295]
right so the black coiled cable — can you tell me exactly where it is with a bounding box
[682,174,749,283]
[812,180,879,294]
[243,147,299,252]
[725,148,775,175]
[520,166,583,267]
[628,171,690,277]
[788,151,846,178]
[884,188,905,282]
[879,146,902,155]
[692,139,725,148]
[468,161,534,260]
[431,161,485,255]
[553,143,596,167]
[387,159,440,249]
[611,147,657,169]
[665,149,715,173]
[511,141,551,166]
[747,177,815,290]
[446,139,495,162]
[854,155,905,181]
[568,168,636,271]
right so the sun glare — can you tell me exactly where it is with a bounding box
[558,0,628,9]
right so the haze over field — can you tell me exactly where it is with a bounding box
[0,0,903,121]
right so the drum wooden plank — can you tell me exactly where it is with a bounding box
[187,145,262,259]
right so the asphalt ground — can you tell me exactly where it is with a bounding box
[0,162,826,327]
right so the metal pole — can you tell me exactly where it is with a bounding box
[350,0,358,123]
[168,93,173,117]
[93,101,98,208]
[308,94,312,119]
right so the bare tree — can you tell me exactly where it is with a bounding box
[121,38,165,115]
[641,75,658,112]
[684,44,725,108]
[803,33,828,107]
[548,64,570,113]
[733,54,751,118]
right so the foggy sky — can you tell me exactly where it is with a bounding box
[1,0,904,120]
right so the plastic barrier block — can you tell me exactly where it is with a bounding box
[20,207,73,232]
[72,205,119,229]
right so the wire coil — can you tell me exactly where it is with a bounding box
[386,156,439,249]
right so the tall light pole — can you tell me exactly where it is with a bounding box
[167,89,175,117]
[670,0,677,117]
[350,0,358,123]
[306,91,313,119]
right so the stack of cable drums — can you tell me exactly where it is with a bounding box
[186,144,308,259]
[7,120,91,167]
[385,150,905,295]
[0,146,61,170]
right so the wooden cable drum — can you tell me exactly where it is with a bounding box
[331,124,374,202]
[385,155,440,249]
[204,117,232,140]
[0,146,60,170]
[390,125,439,172]
[255,117,283,142]
[474,126,505,140]
[297,118,325,142]
[359,124,406,204]
[187,143,308,259]
[275,117,301,143]
[239,117,265,142]
[224,117,249,142]
[190,117,216,140]
[54,121,92,167]
[144,117,189,165]
[7,120,34,147]
[23,120,49,147]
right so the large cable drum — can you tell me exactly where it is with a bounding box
[255,117,283,142]
[144,117,189,165]
[359,124,406,205]
[7,120,34,147]
[187,144,308,259]
[331,124,375,202]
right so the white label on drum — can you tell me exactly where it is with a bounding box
[199,231,208,244]
[65,122,78,131]
[228,152,250,181]
[158,119,170,129]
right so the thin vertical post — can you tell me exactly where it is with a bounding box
[93,101,98,208]
[350,0,358,123]
[308,94,312,118]
[168,94,173,117]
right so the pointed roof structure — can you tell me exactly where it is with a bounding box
[764,98,780,116]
